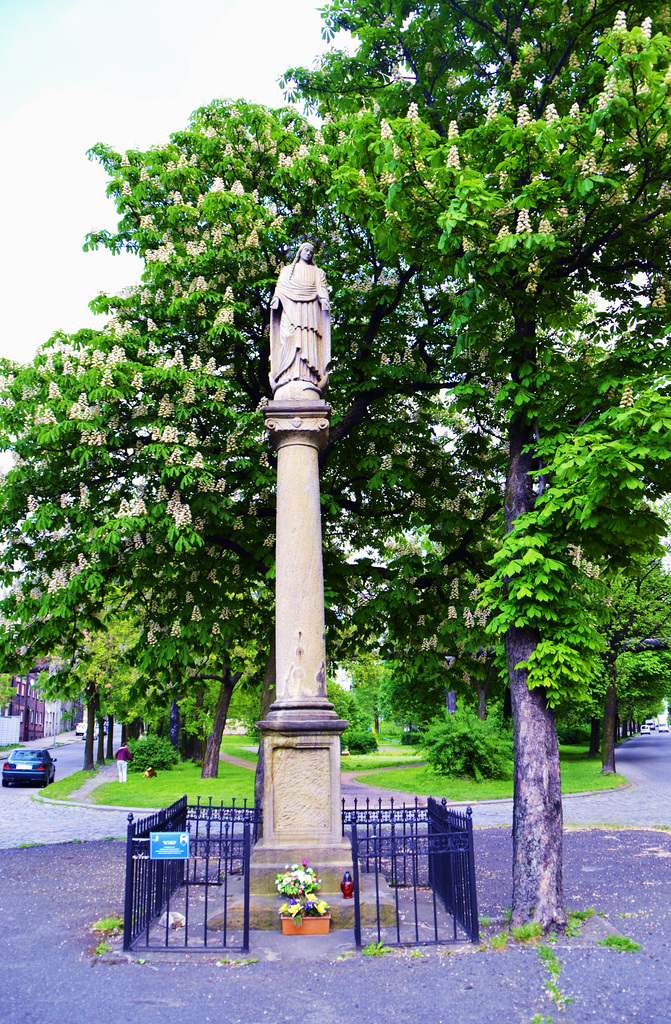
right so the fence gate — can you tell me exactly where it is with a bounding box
[342,797,479,948]
[123,797,258,953]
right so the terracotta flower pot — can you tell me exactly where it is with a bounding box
[281,913,331,936]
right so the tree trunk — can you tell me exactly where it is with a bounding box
[106,714,114,760]
[601,679,618,774]
[83,683,97,771]
[474,664,495,721]
[169,699,180,751]
[126,717,143,741]
[588,717,600,758]
[508,624,565,930]
[505,322,565,932]
[475,681,487,721]
[255,640,276,818]
[503,683,512,722]
[121,721,127,744]
[621,717,628,740]
[96,717,106,766]
[201,668,241,779]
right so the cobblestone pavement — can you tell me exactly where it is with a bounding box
[0,733,667,849]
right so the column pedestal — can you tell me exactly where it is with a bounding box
[250,395,351,899]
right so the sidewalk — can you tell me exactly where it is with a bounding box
[2,826,670,1024]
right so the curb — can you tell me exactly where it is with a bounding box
[32,792,157,815]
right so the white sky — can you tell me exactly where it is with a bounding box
[0,0,330,366]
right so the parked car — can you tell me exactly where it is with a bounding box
[641,725,651,735]
[75,722,86,737]
[659,722,669,733]
[2,749,57,787]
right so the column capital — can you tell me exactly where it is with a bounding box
[263,399,331,452]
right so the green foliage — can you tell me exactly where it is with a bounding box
[362,941,392,957]
[93,941,112,956]
[423,709,513,781]
[597,934,642,952]
[342,729,378,755]
[128,734,179,773]
[556,723,591,746]
[400,730,426,746]
[537,945,561,980]
[489,931,508,951]
[91,915,123,933]
[565,908,597,938]
[511,921,543,944]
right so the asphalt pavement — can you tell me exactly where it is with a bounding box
[1,730,670,1024]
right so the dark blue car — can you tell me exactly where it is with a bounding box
[2,749,57,787]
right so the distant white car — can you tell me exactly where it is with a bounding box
[659,723,669,733]
[75,722,86,737]
[640,725,651,735]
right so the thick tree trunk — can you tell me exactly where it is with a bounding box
[201,668,241,779]
[588,717,600,758]
[508,624,565,930]
[255,641,276,818]
[505,319,565,932]
[621,717,628,740]
[121,721,127,744]
[169,699,180,751]
[601,678,618,774]
[106,714,114,760]
[83,683,97,771]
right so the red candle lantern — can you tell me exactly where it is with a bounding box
[340,871,354,899]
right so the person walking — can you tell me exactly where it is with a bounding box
[115,741,133,783]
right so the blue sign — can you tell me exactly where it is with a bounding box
[150,831,190,860]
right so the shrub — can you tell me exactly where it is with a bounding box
[401,730,426,746]
[342,729,378,755]
[128,735,179,773]
[556,723,591,745]
[423,710,513,781]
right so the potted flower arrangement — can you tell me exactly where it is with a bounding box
[276,860,330,935]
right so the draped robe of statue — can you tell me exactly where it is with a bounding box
[270,256,331,395]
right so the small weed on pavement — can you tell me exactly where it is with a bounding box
[363,941,392,957]
[598,934,642,952]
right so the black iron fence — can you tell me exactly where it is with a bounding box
[123,797,258,953]
[342,796,479,948]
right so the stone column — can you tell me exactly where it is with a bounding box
[250,393,351,895]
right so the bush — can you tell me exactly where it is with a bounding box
[423,710,513,781]
[342,729,378,755]
[128,735,179,773]
[556,723,591,745]
[401,730,426,746]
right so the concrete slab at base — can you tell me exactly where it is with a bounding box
[249,837,353,895]
[207,872,397,932]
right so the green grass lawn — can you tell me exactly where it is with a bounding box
[219,735,258,763]
[342,752,425,772]
[92,760,256,808]
[42,769,99,800]
[352,743,627,800]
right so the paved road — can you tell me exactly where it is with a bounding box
[0,731,668,849]
[2,829,671,1024]
[0,728,133,849]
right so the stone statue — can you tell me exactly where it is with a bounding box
[269,241,331,397]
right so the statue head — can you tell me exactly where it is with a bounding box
[294,241,315,264]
